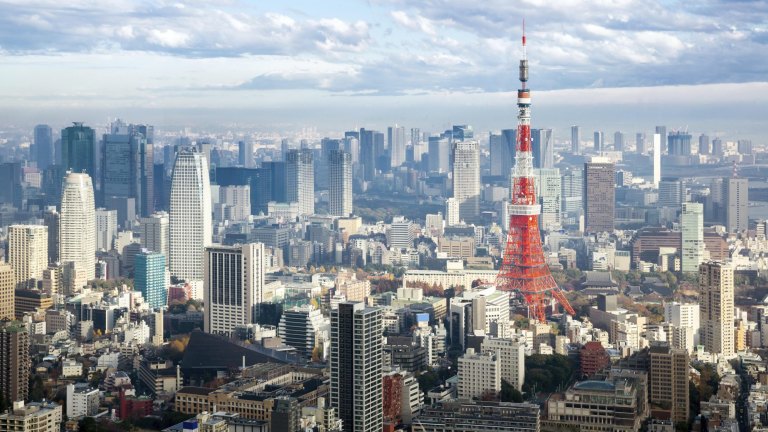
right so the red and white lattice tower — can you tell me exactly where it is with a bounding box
[496,25,576,323]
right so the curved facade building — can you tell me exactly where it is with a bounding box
[169,149,211,282]
[60,172,96,292]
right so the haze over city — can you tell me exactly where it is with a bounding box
[0,0,767,137]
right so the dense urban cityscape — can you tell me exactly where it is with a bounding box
[1,2,768,432]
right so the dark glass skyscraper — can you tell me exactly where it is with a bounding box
[531,128,554,169]
[34,125,54,170]
[101,121,154,217]
[61,122,96,176]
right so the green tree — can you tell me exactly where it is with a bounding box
[500,379,524,402]
[29,375,45,401]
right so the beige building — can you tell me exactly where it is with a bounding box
[438,236,475,259]
[334,270,370,303]
[0,401,62,432]
[0,264,14,321]
[481,337,525,391]
[545,377,643,432]
[457,348,500,399]
[8,225,48,289]
[700,261,735,357]
[649,342,689,424]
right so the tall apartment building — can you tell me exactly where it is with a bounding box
[328,149,352,217]
[330,302,383,432]
[135,251,167,309]
[681,202,704,273]
[649,342,689,424]
[60,172,96,291]
[583,159,615,233]
[204,243,265,336]
[700,262,735,357]
[0,321,30,404]
[452,141,480,224]
[388,125,406,168]
[481,337,525,391]
[664,302,700,349]
[445,198,460,226]
[0,264,14,321]
[457,348,500,399]
[8,225,48,289]
[140,211,169,264]
[169,149,212,282]
[286,149,314,216]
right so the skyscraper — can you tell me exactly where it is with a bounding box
[388,125,406,168]
[34,125,54,171]
[711,138,724,156]
[445,198,460,227]
[204,243,265,335]
[43,208,59,264]
[561,168,583,217]
[649,342,689,424]
[101,120,154,217]
[655,126,667,154]
[531,128,554,169]
[724,177,748,233]
[570,126,580,154]
[135,251,166,309]
[8,225,48,289]
[61,123,96,176]
[583,160,615,233]
[698,134,710,155]
[613,131,625,152]
[636,132,646,154]
[667,132,692,156]
[286,149,314,215]
[593,131,604,152]
[534,168,562,231]
[329,149,352,217]
[428,136,450,173]
[452,141,480,223]
[681,203,704,273]
[169,149,212,282]
[700,261,734,357]
[653,133,661,187]
[658,178,684,208]
[238,140,254,167]
[489,129,516,178]
[140,212,169,264]
[60,172,96,292]
[95,208,117,251]
[330,302,383,432]
[0,264,15,321]
[359,129,377,181]
[0,321,30,404]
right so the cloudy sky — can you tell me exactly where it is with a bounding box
[0,0,767,138]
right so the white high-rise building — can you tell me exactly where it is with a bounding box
[388,125,406,168]
[533,168,562,231]
[653,133,661,187]
[95,208,117,251]
[8,225,48,289]
[169,150,212,282]
[481,337,525,391]
[664,302,700,349]
[140,211,169,264]
[218,185,251,222]
[452,140,480,223]
[445,198,460,226]
[681,202,704,273]
[388,217,413,250]
[204,243,265,335]
[60,172,96,292]
[286,149,314,215]
[700,262,735,357]
[329,149,352,217]
[457,348,500,399]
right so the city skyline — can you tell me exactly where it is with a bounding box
[0,1,766,138]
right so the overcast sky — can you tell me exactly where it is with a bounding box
[0,0,766,139]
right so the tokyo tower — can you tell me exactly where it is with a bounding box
[496,25,576,323]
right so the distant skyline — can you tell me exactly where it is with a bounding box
[0,0,767,139]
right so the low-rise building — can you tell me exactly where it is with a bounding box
[66,384,100,418]
[0,401,62,432]
[544,378,644,432]
[416,400,540,432]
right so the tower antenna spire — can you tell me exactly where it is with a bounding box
[496,22,576,323]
